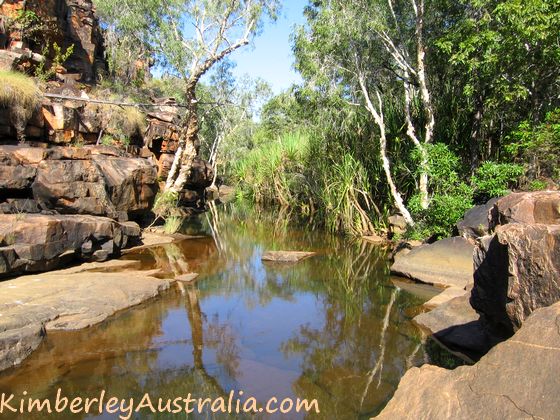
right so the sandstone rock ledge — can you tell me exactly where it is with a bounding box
[374,301,560,419]
[0,261,173,372]
[390,237,474,289]
[0,213,141,278]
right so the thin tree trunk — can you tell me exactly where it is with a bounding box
[412,0,434,209]
[469,94,484,174]
[166,83,199,193]
[358,74,415,226]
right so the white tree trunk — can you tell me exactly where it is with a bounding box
[413,0,434,209]
[171,140,198,192]
[165,141,184,190]
[358,74,415,226]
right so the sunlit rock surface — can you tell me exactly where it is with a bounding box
[0,145,158,220]
[390,237,474,289]
[0,213,141,277]
[375,301,560,420]
[0,262,171,371]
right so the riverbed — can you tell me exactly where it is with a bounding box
[0,202,429,419]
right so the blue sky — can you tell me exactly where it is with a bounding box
[228,0,307,94]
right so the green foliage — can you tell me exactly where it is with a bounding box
[528,180,548,191]
[435,0,560,161]
[408,144,474,239]
[506,108,560,183]
[100,134,130,147]
[2,10,49,45]
[234,131,311,207]
[94,0,280,78]
[163,216,183,234]
[471,162,524,200]
[152,190,179,220]
[319,154,376,235]
[235,129,378,236]
[35,42,75,82]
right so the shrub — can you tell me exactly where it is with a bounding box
[506,108,560,184]
[163,216,182,234]
[35,42,74,82]
[0,70,43,142]
[90,92,146,145]
[408,143,474,239]
[528,179,548,191]
[472,161,524,201]
[319,153,375,235]
[234,131,311,206]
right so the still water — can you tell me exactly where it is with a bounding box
[0,202,429,419]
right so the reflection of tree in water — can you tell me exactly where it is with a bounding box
[185,284,240,381]
[0,203,429,419]
[279,242,423,418]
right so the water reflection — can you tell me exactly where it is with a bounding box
[0,201,426,419]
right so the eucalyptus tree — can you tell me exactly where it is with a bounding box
[95,0,279,193]
[436,0,560,168]
[203,63,273,187]
[295,0,437,226]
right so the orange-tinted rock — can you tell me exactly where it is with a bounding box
[0,213,142,277]
[471,223,560,337]
[489,191,560,229]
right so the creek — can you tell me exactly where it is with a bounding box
[0,201,429,419]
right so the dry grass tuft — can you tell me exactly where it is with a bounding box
[0,70,43,141]
[0,70,43,110]
[89,89,146,143]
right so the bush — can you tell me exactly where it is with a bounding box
[506,108,560,184]
[0,70,43,142]
[408,144,474,239]
[471,161,524,201]
[89,89,146,145]
[319,153,375,235]
[234,131,311,207]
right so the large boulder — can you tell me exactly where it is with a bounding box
[414,293,499,362]
[489,191,560,229]
[471,223,560,337]
[0,213,141,277]
[92,155,159,217]
[375,301,560,420]
[0,148,37,192]
[390,237,475,289]
[455,197,499,240]
[0,145,158,220]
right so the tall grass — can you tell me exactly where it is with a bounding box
[319,154,377,236]
[0,70,43,141]
[234,131,312,208]
[234,130,378,236]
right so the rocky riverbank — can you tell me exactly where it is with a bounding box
[0,260,175,371]
[378,190,560,418]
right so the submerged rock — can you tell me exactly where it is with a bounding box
[390,237,474,289]
[471,223,560,337]
[375,301,560,419]
[176,273,199,283]
[0,213,141,278]
[414,293,498,362]
[262,251,317,262]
